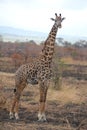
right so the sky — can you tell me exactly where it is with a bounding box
[0,0,87,37]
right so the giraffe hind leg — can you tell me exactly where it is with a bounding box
[9,96,16,119]
[14,93,20,120]
[9,88,17,119]
[10,82,26,120]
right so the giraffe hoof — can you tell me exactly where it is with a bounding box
[9,112,14,119]
[38,118,47,122]
[38,113,47,122]
[15,113,19,120]
[10,115,14,120]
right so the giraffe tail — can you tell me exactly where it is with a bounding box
[14,88,16,93]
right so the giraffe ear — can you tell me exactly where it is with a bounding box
[59,13,61,17]
[50,18,55,21]
[61,17,65,22]
[55,13,57,17]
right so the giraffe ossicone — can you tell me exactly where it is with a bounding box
[9,13,65,121]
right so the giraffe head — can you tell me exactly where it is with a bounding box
[51,13,65,28]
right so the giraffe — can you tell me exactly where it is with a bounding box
[9,13,65,121]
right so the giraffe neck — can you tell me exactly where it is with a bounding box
[42,22,59,64]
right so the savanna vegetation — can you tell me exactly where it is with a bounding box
[0,37,87,130]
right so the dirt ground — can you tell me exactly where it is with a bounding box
[0,72,87,130]
[0,103,87,130]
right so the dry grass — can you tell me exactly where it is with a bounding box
[62,56,87,65]
[48,86,80,104]
[0,72,87,109]
[48,77,87,105]
[0,72,14,87]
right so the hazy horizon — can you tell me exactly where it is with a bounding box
[0,26,87,44]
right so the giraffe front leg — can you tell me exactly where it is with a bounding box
[38,102,47,122]
[38,83,48,122]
